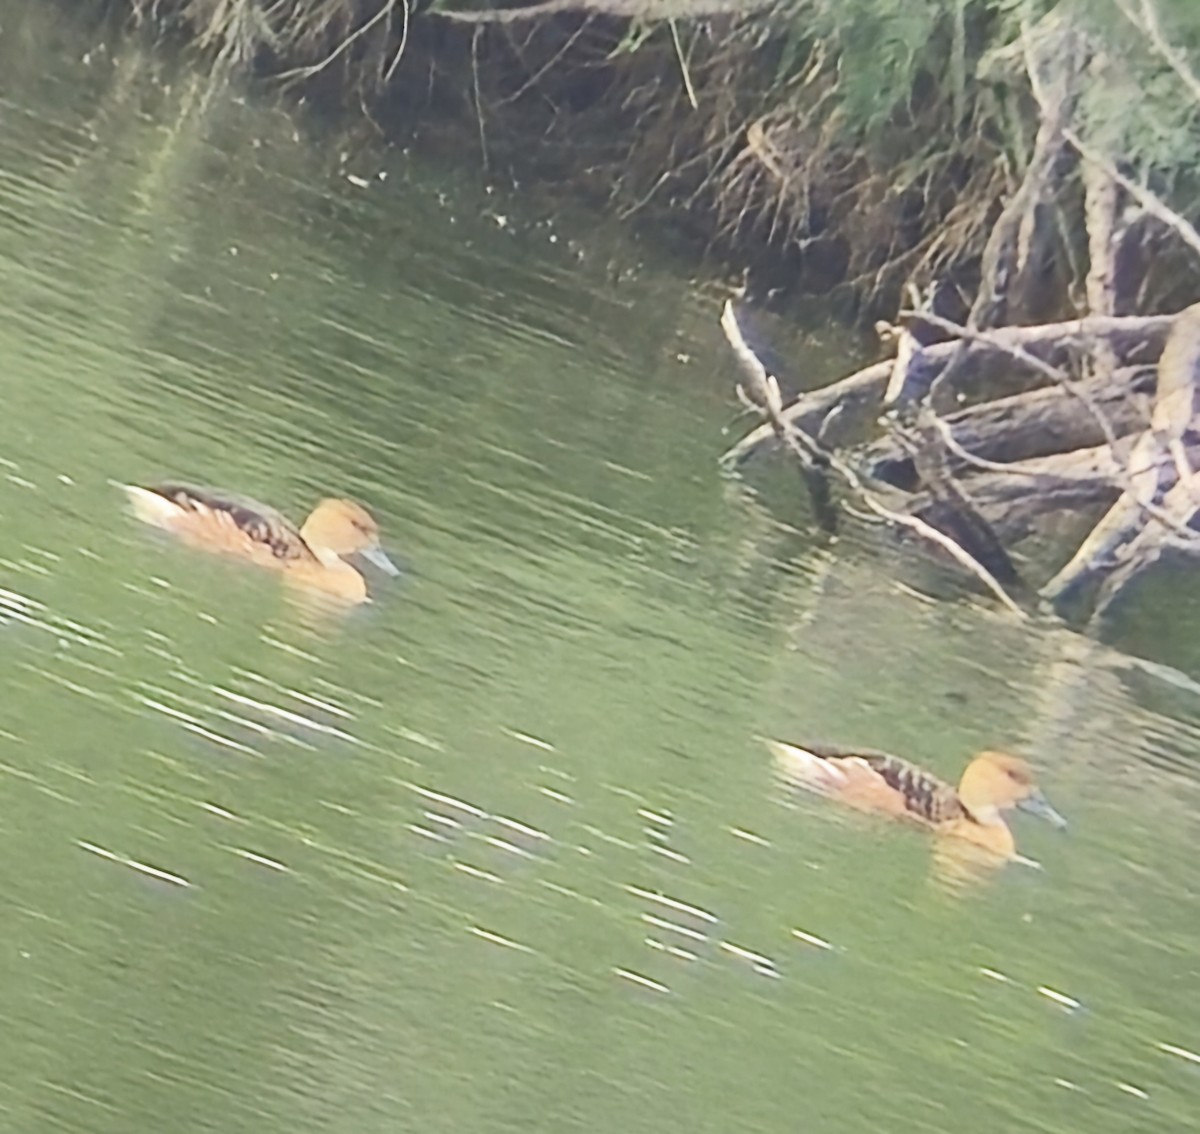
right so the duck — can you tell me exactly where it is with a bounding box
[122,482,399,604]
[765,739,1066,860]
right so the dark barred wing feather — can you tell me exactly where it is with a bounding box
[856,751,966,823]
[153,483,315,563]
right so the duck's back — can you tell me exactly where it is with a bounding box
[774,740,967,825]
[135,483,317,565]
[849,750,967,825]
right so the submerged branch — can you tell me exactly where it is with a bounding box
[849,483,1027,617]
[721,301,838,532]
[720,302,1027,614]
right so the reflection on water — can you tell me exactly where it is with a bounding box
[0,3,1198,1133]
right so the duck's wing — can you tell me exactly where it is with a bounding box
[770,740,967,824]
[854,751,967,824]
[150,483,319,564]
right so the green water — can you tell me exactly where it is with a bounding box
[1,5,1197,1133]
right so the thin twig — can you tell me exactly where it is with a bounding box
[669,20,699,110]
[496,15,590,108]
[276,0,397,82]
[431,0,775,21]
[471,26,489,171]
[383,0,411,84]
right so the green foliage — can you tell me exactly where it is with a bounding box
[1072,0,1200,176]
[752,0,1200,166]
[758,0,1008,136]
[664,0,1200,305]
[803,0,953,129]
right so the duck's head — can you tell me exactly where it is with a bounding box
[302,498,400,575]
[958,751,1067,829]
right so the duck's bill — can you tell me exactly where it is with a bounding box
[361,546,401,576]
[1018,788,1068,830]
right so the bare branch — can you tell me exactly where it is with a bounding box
[276,1,398,82]
[720,304,1025,613]
[824,448,1026,617]
[720,301,837,530]
[384,0,411,83]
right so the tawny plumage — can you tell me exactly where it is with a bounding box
[123,482,399,604]
[766,739,1066,860]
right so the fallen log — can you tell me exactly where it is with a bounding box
[866,365,1155,489]
[903,443,1144,544]
[956,445,1124,508]
[1041,303,1200,613]
[721,314,1175,467]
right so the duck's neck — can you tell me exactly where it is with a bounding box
[961,800,1004,827]
[290,550,367,604]
[310,545,345,569]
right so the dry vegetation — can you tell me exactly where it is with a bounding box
[120,1,1200,318]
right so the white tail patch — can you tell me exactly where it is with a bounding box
[765,740,849,794]
[121,485,182,530]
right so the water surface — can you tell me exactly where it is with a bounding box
[0,5,1197,1133]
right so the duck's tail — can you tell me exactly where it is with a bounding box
[762,738,851,794]
[120,484,179,530]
